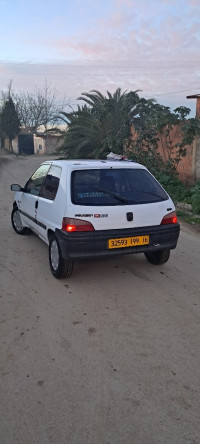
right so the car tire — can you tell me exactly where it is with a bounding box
[49,235,74,279]
[144,249,170,265]
[11,206,30,235]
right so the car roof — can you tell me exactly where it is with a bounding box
[42,159,147,171]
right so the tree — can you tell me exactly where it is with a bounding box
[130,100,200,175]
[60,88,140,158]
[13,82,69,133]
[59,87,200,180]
[0,97,20,152]
[0,79,13,106]
[59,104,105,158]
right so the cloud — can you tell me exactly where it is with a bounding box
[46,0,200,65]
[0,0,199,116]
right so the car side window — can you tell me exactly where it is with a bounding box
[40,165,62,200]
[25,164,50,196]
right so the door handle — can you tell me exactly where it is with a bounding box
[35,201,38,209]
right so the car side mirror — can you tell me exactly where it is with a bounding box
[11,184,23,192]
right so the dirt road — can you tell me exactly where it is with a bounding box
[0,152,200,444]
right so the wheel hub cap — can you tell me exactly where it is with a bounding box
[51,240,59,271]
[13,210,23,231]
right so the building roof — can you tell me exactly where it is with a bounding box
[187,94,200,99]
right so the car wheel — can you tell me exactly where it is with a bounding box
[49,235,74,279]
[11,206,30,235]
[144,249,170,265]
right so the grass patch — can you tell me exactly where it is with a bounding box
[177,210,200,225]
[155,173,200,215]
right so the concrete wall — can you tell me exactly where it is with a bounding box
[12,137,19,154]
[45,135,63,154]
[34,134,62,155]
[0,137,9,150]
[4,133,62,155]
[34,135,46,154]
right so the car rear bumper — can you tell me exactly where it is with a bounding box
[55,223,180,260]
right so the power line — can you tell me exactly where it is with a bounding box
[0,57,200,70]
[0,69,199,78]
[0,56,200,63]
[144,88,200,97]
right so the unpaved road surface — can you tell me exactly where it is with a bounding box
[0,151,200,444]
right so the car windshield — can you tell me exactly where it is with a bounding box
[71,168,168,206]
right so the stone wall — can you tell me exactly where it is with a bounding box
[131,124,198,184]
[157,125,195,184]
[195,135,200,182]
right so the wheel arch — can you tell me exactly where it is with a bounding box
[13,200,18,209]
[47,229,55,243]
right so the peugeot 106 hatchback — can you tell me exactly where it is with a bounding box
[11,159,180,278]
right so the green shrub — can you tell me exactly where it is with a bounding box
[129,151,200,212]
[154,172,189,204]
[191,195,200,215]
[177,210,200,224]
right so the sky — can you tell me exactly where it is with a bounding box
[0,0,200,116]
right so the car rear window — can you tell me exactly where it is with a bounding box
[71,168,168,206]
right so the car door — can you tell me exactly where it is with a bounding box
[19,164,50,233]
[35,165,62,242]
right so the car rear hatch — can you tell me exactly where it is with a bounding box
[57,165,179,259]
[68,165,175,230]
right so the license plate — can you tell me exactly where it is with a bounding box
[108,235,149,249]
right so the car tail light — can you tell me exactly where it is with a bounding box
[62,217,95,232]
[161,211,178,225]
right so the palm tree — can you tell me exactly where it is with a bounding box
[60,88,140,158]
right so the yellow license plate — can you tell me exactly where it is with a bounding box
[108,235,149,249]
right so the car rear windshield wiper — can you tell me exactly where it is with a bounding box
[90,186,128,204]
[139,191,166,201]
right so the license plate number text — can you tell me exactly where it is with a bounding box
[108,235,149,249]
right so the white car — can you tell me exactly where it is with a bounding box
[11,159,180,278]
